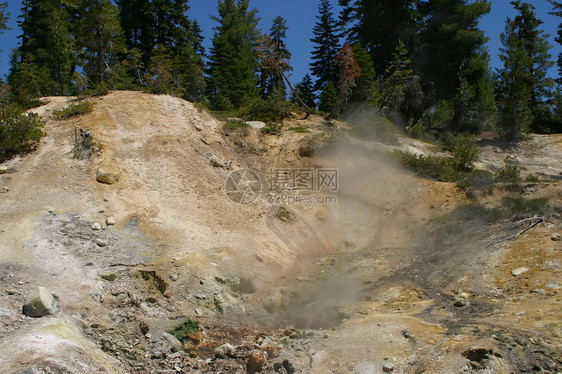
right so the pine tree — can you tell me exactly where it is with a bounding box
[496,18,533,139]
[415,0,494,133]
[11,0,75,97]
[496,1,555,136]
[206,0,260,110]
[349,43,375,103]
[331,42,361,117]
[310,0,341,91]
[319,81,337,114]
[257,16,292,99]
[74,0,126,89]
[292,74,316,109]
[339,0,419,74]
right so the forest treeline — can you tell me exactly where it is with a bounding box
[1,0,562,143]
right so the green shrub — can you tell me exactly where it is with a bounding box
[440,133,480,170]
[502,197,550,218]
[406,122,436,142]
[0,104,45,162]
[288,126,311,133]
[240,97,293,123]
[169,319,200,344]
[525,174,539,182]
[222,120,249,131]
[53,101,94,119]
[394,151,460,182]
[495,155,521,183]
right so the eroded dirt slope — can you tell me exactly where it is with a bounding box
[0,91,560,374]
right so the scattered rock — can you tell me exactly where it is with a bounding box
[383,362,395,372]
[0,166,8,174]
[531,289,546,295]
[96,170,120,185]
[454,298,469,307]
[545,283,559,289]
[99,269,118,281]
[91,223,103,230]
[214,292,225,313]
[84,262,94,267]
[214,343,236,358]
[205,153,231,169]
[402,330,411,339]
[1,187,9,193]
[552,232,561,241]
[106,216,115,226]
[511,267,529,277]
[22,287,59,317]
[247,349,267,374]
[194,308,203,316]
[162,332,183,352]
[95,239,109,247]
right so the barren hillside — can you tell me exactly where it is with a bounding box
[0,91,560,374]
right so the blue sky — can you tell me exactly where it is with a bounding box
[0,0,560,85]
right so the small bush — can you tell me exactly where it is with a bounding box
[260,123,283,135]
[275,206,295,222]
[222,119,249,132]
[240,97,293,123]
[502,197,550,218]
[395,151,460,182]
[288,126,311,133]
[525,174,539,182]
[53,101,94,119]
[495,155,521,183]
[169,319,200,344]
[458,169,495,194]
[440,133,480,170]
[0,104,45,162]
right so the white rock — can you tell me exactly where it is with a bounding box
[0,166,8,174]
[106,216,115,226]
[383,362,395,372]
[91,223,103,230]
[511,267,529,277]
[162,332,183,352]
[214,343,236,358]
[23,287,59,317]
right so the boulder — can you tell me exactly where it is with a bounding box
[247,350,267,374]
[511,267,529,277]
[383,362,395,372]
[23,287,59,317]
[105,216,115,226]
[96,170,120,185]
[91,223,103,230]
[162,332,183,352]
[552,232,561,241]
[0,166,8,174]
[214,343,236,358]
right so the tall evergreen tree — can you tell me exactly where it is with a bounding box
[10,0,75,98]
[496,1,555,137]
[74,0,126,88]
[349,43,375,103]
[415,0,494,133]
[292,74,316,109]
[258,16,292,99]
[206,0,260,110]
[310,0,341,91]
[339,0,419,74]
